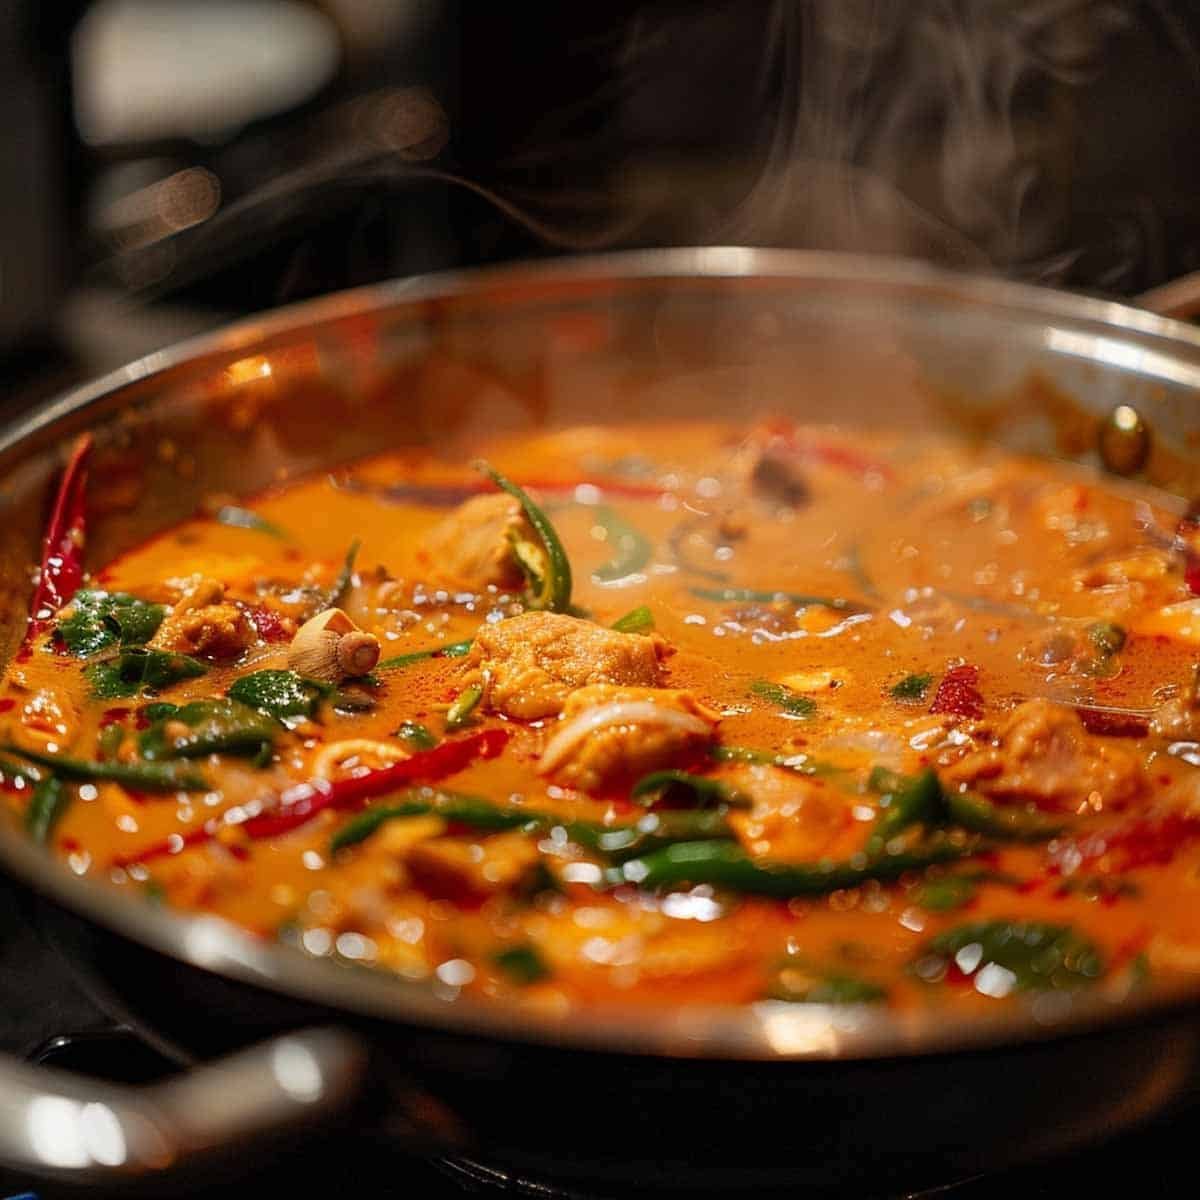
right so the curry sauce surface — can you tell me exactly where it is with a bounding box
[7,420,1200,1014]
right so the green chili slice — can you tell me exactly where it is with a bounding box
[591,506,652,583]
[474,461,573,612]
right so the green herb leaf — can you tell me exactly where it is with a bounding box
[396,721,437,751]
[890,673,933,701]
[228,669,329,720]
[85,649,207,699]
[493,945,551,985]
[25,776,68,844]
[214,505,289,539]
[767,958,887,1004]
[139,699,279,760]
[1087,621,1127,657]
[377,639,473,671]
[748,679,816,719]
[611,605,655,634]
[1,743,207,791]
[913,920,1105,992]
[445,684,483,731]
[474,461,573,612]
[56,590,166,657]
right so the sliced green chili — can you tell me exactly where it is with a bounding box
[445,685,483,731]
[942,789,1067,842]
[748,679,816,719]
[611,605,655,634]
[611,837,978,898]
[139,698,280,761]
[25,776,68,844]
[1,743,207,792]
[866,769,942,854]
[377,639,473,671]
[320,539,361,610]
[395,721,438,751]
[474,461,573,612]
[591,506,652,583]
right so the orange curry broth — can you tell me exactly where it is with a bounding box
[6,419,1200,1013]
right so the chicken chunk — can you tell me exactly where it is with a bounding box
[150,577,254,662]
[538,684,719,792]
[943,698,1145,812]
[418,493,538,591]
[725,765,851,863]
[406,831,541,899]
[471,611,671,720]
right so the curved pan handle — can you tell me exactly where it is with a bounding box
[0,1027,368,1181]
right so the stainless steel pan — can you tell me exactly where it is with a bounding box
[3,248,1200,1191]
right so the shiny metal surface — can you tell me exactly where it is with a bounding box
[2,247,1200,1070]
[0,1027,365,1177]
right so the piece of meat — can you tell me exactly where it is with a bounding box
[150,577,255,662]
[407,831,540,899]
[725,765,852,863]
[943,698,1145,812]
[471,611,672,720]
[537,684,719,792]
[418,493,537,591]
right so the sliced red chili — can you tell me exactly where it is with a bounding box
[241,727,509,840]
[1074,706,1149,738]
[242,603,291,643]
[1049,811,1200,874]
[29,434,93,629]
[929,664,984,719]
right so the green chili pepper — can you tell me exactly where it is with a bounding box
[613,837,978,897]
[139,699,280,761]
[611,605,655,634]
[330,788,734,857]
[395,721,438,751]
[377,639,473,671]
[445,685,483,731]
[214,505,289,540]
[97,723,125,761]
[321,539,360,610]
[591,506,652,583]
[866,769,942,854]
[689,587,871,614]
[941,789,1066,842]
[631,770,742,809]
[474,461,573,612]
[25,776,68,844]
[1,743,207,792]
[748,679,816,719]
